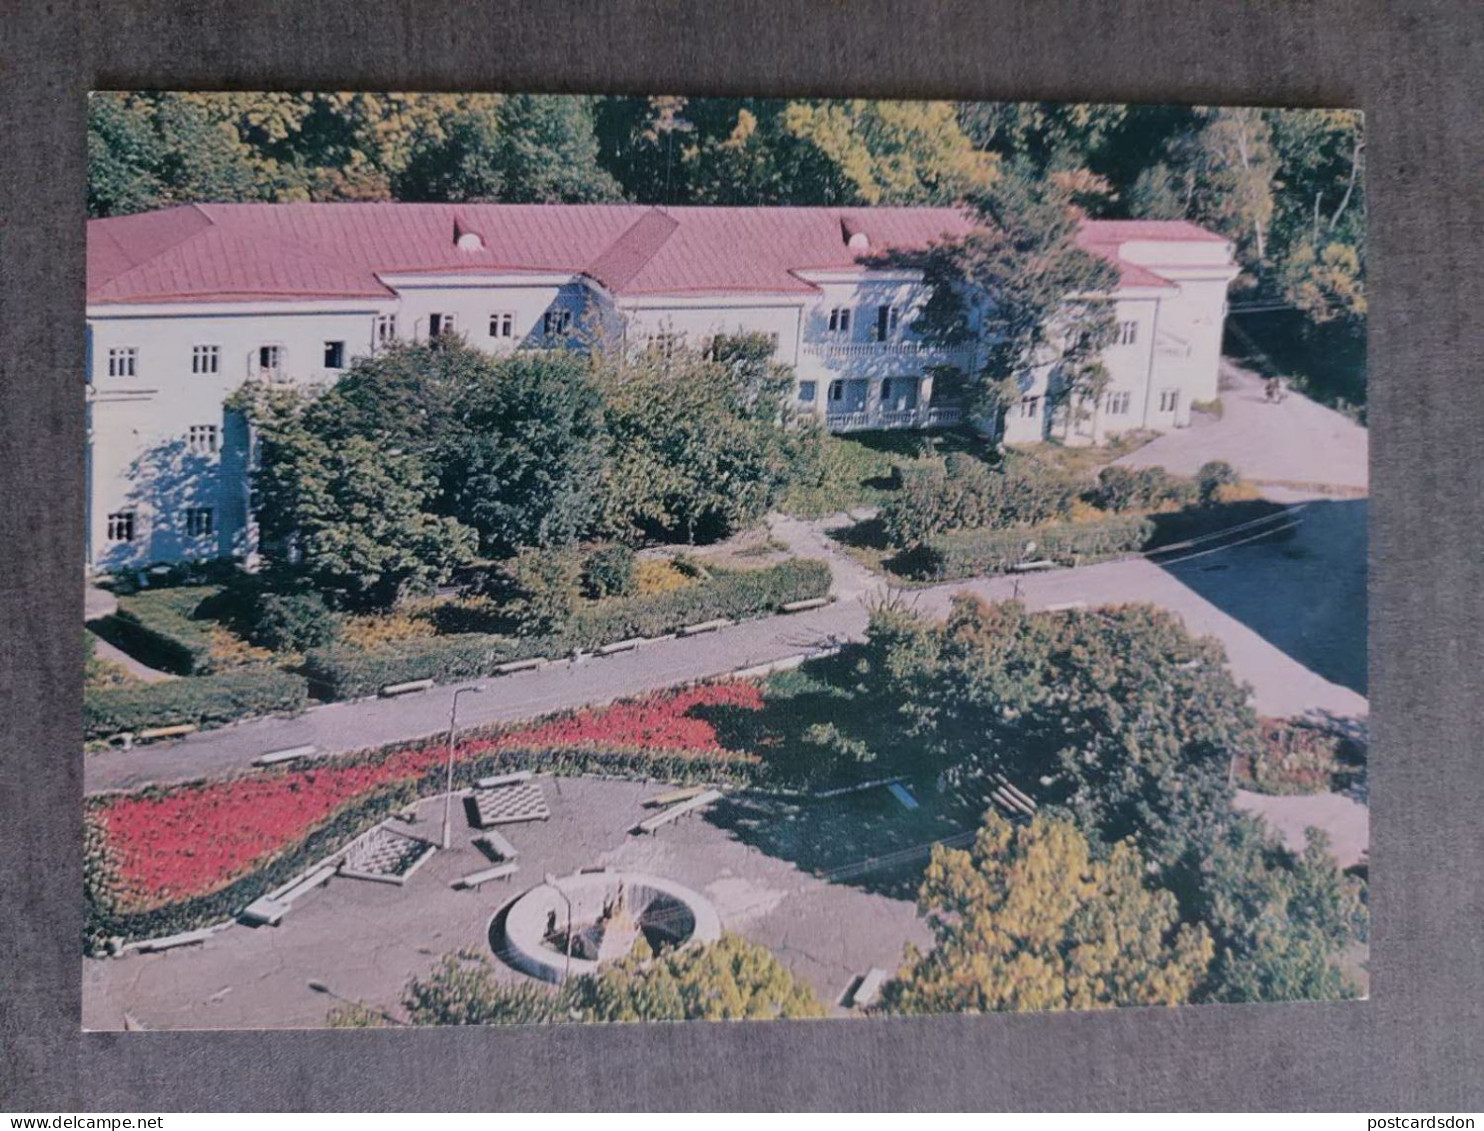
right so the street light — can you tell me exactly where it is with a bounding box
[442,685,485,849]
[544,871,574,983]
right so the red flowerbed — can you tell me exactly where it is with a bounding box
[92,681,765,910]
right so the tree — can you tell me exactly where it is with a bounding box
[437,351,609,556]
[487,95,623,203]
[1193,817,1367,1003]
[911,164,1119,432]
[865,596,1258,870]
[241,386,476,611]
[596,336,813,543]
[883,812,1213,1015]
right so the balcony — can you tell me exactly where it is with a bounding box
[824,404,964,433]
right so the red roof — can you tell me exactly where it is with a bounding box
[87,203,1224,305]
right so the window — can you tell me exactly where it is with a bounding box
[323,341,346,369]
[428,313,457,338]
[1159,389,1180,413]
[258,345,284,376]
[1105,391,1132,415]
[1119,320,1139,346]
[829,380,844,403]
[107,348,137,378]
[489,312,515,339]
[184,507,214,538]
[106,511,135,543]
[880,379,893,401]
[188,424,219,454]
[645,331,684,359]
[827,306,852,335]
[1018,394,1040,419]
[191,345,220,375]
[875,304,900,342]
[797,381,817,404]
[543,309,573,337]
[374,314,397,348]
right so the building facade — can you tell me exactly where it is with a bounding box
[85,203,1237,569]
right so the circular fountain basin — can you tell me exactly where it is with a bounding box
[494,870,721,983]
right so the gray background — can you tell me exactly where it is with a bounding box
[2,0,1480,1111]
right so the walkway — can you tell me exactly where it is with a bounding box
[1115,360,1368,493]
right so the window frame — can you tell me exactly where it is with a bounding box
[489,311,515,339]
[323,340,346,370]
[428,313,457,339]
[106,347,138,379]
[1119,320,1139,346]
[191,344,221,376]
[257,344,285,377]
[543,308,574,338]
[1105,390,1132,416]
[106,511,136,543]
[187,423,220,455]
[183,507,214,539]
[1159,388,1180,413]
[827,306,853,336]
[1019,394,1040,419]
[374,314,398,349]
[797,380,817,404]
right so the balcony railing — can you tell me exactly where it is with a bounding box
[803,340,976,368]
[825,404,964,433]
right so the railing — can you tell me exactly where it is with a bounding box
[825,404,965,433]
[803,341,976,368]
[1154,330,1192,360]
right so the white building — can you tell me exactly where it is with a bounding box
[85,203,1238,569]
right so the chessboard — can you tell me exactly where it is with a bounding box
[468,780,551,828]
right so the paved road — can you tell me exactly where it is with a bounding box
[1117,361,1368,492]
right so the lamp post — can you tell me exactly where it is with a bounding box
[442,685,485,850]
[545,871,574,983]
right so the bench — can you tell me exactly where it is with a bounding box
[137,724,197,743]
[780,597,829,613]
[253,744,319,767]
[475,770,533,789]
[678,618,732,636]
[380,678,434,697]
[596,637,645,655]
[1010,559,1057,572]
[852,967,888,1008]
[452,862,520,890]
[494,657,545,675]
[634,788,722,834]
[886,782,920,811]
[239,897,291,927]
[271,864,338,905]
[474,830,519,861]
[645,784,708,808]
[1043,600,1087,613]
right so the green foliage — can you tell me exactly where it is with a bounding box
[438,350,609,556]
[247,590,341,653]
[1193,817,1367,1003]
[303,559,830,699]
[883,813,1213,1014]
[913,513,1153,580]
[866,597,1256,868]
[83,667,308,742]
[581,543,638,599]
[880,453,1076,547]
[596,340,813,543]
[1235,719,1362,796]
[1196,460,1240,506]
[1091,465,1197,513]
[110,586,226,674]
[384,935,824,1027]
[507,547,583,637]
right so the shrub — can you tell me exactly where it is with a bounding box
[634,557,698,594]
[1091,465,1197,513]
[109,586,223,674]
[249,590,340,652]
[1235,719,1362,795]
[880,454,1075,548]
[83,667,308,741]
[914,514,1154,580]
[509,546,583,636]
[303,558,832,700]
[1197,460,1240,506]
[581,543,637,599]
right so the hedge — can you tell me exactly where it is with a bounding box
[84,739,763,952]
[914,514,1155,580]
[109,586,223,675]
[84,667,309,741]
[303,559,833,701]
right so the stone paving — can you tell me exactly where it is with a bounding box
[83,780,942,1031]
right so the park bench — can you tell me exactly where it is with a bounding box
[239,896,291,927]
[886,782,920,811]
[452,862,520,890]
[474,830,520,861]
[1043,600,1087,613]
[678,618,732,636]
[645,784,708,808]
[380,678,434,697]
[494,657,545,674]
[253,744,319,767]
[851,967,888,1008]
[475,770,533,789]
[634,788,722,835]
[1010,559,1057,572]
[780,597,829,613]
[137,724,197,743]
[596,637,645,655]
[135,926,220,953]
